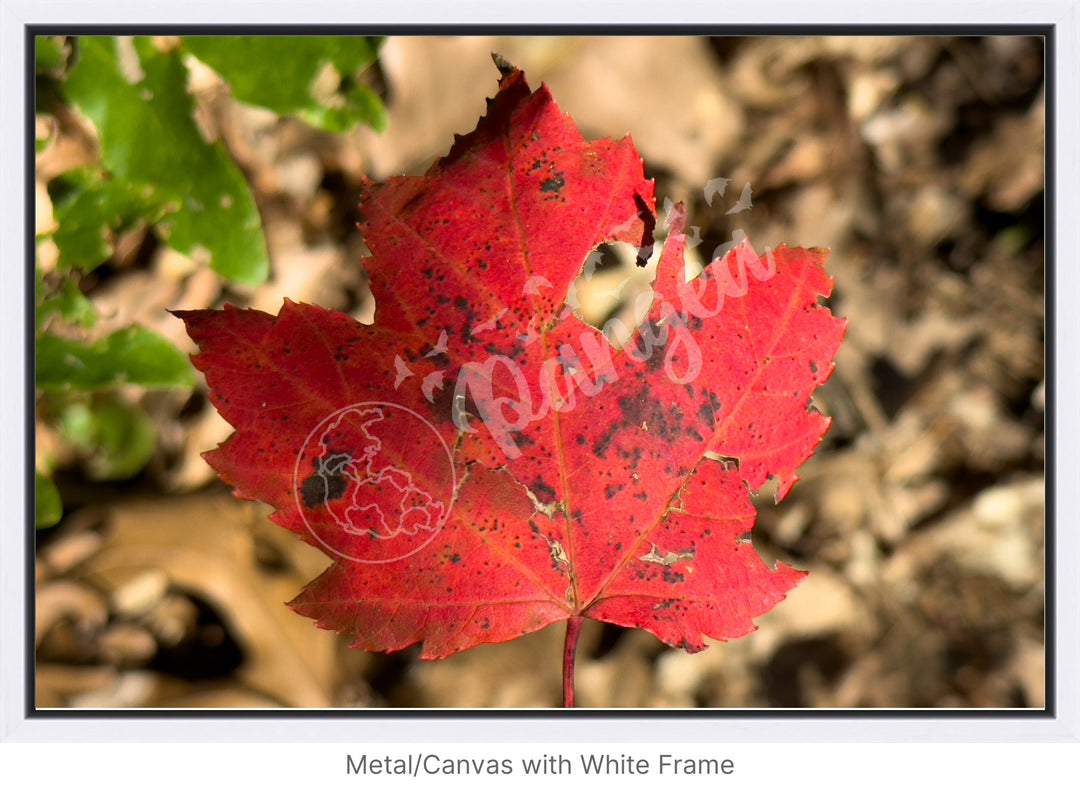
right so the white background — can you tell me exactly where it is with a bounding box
[3,0,1077,790]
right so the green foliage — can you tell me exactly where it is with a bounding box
[64,36,269,285]
[181,36,387,133]
[54,396,159,481]
[43,34,386,282]
[34,34,386,527]
[34,262,188,502]
[35,269,97,331]
[35,35,67,75]
[36,326,195,393]
[47,168,168,273]
[35,471,63,529]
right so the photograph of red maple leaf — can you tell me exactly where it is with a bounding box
[35,35,1045,709]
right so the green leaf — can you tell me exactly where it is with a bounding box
[36,36,67,75]
[181,36,386,132]
[36,275,97,331]
[56,397,157,480]
[49,168,168,272]
[36,325,194,392]
[63,36,269,285]
[35,471,63,528]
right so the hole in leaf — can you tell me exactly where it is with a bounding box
[568,240,658,349]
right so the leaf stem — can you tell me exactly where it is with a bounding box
[562,615,584,708]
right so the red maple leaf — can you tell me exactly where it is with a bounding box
[175,62,845,707]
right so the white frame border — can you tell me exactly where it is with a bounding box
[3,0,1076,744]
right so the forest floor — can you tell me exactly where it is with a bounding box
[35,34,1045,709]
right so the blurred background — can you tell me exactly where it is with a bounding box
[34,34,1044,708]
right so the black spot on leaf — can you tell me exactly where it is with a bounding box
[697,390,720,428]
[593,424,618,458]
[530,476,557,504]
[540,172,565,193]
[301,472,346,508]
[511,430,536,450]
